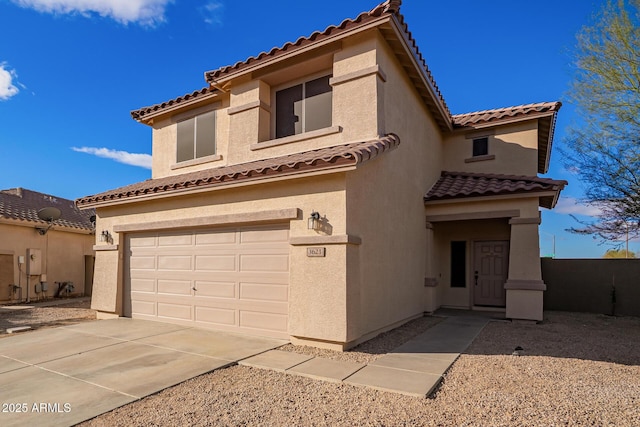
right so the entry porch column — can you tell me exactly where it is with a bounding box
[505,217,546,321]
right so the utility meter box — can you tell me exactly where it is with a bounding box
[26,248,42,276]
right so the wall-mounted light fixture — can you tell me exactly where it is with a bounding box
[307,211,321,231]
[100,230,112,244]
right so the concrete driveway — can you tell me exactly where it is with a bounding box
[0,319,287,427]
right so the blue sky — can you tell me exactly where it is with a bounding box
[0,0,632,257]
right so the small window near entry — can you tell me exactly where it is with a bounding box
[451,241,466,287]
[177,110,216,163]
[472,137,488,157]
[275,75,332,139]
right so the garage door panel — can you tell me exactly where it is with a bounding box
[157,280,192,296]
[130,278,156,293]
[131,300,156,316]
[194,281,236,298]
[240,254,289,272]
[195,231,237,245]
[158,255,192,271]
[195,255,236,272]
[194,306,236,326]
[240,311,287,333]
[126,225,289,339]
[158,233,193,246]
[129,236,157,247]
[130,256,156,270]
[240,228,289,244]
[157,302,192,320]
[240,283,288,302]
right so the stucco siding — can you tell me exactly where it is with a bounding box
[344,32,443,340]
[0,223,94,302]
[443,121,539,176]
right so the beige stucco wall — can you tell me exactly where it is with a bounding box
[343,31,444,342]
[443,121,539,176]
[0,222,94,302]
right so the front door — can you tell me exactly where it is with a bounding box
[473,241,508,307]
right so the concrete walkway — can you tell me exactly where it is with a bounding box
[0,319,286,427]
[241,315,490,397]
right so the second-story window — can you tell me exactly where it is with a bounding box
[177,110,216,163]
[275,75,332,139]
[472,137,488,157]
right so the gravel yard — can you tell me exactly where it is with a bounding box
[79,311,640,426]
[0,298,96,335]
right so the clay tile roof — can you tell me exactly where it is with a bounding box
[131,87,218,122]
[76,134,400,208]
[129,1,452,129]
[424,171,567,209]
[0,188,95,231]
[452,102,561,127]
[205,1,405,83]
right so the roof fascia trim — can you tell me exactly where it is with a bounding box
[209,16,391,86]
[424,190,559,206]
[134,91,221,125]
[80,165,358,210]
[387,15,452,131]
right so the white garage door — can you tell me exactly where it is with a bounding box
[124,225,290,339]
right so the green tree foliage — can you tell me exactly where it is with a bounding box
[603,248,637,258]
[563,0,640,241]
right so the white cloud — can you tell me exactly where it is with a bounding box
[554,197,603,217]
[200,1,223,26]
[0,63,19,101]
[72,146,152,169]
[11,0,173,25]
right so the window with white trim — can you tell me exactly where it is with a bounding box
[176,110,216,163]
[275,74,332,139]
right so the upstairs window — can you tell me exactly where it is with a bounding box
[275,75,332,139]
[177,110,216,163]
[472,137,488,157]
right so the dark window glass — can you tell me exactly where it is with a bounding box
[275,75,332,138]
[275,84,303,138]
[451,241,466,287]
[472,137,488,157]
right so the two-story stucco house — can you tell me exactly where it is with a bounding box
[77,0,566,350]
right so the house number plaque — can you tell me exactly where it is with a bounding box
[307,247,326,257]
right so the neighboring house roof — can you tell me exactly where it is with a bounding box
[452,102,562,174]
[76,134,400,208]
[0,188,95,231]
[130,0,452,130]
[424,171,567,209]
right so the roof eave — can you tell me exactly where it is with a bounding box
[77,164,359,210]
[206,15,393,87]
[384,16,452,132]
[132,90,221,125]
[424,190,560,206]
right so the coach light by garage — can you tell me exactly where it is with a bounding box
[308,211,321,230]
